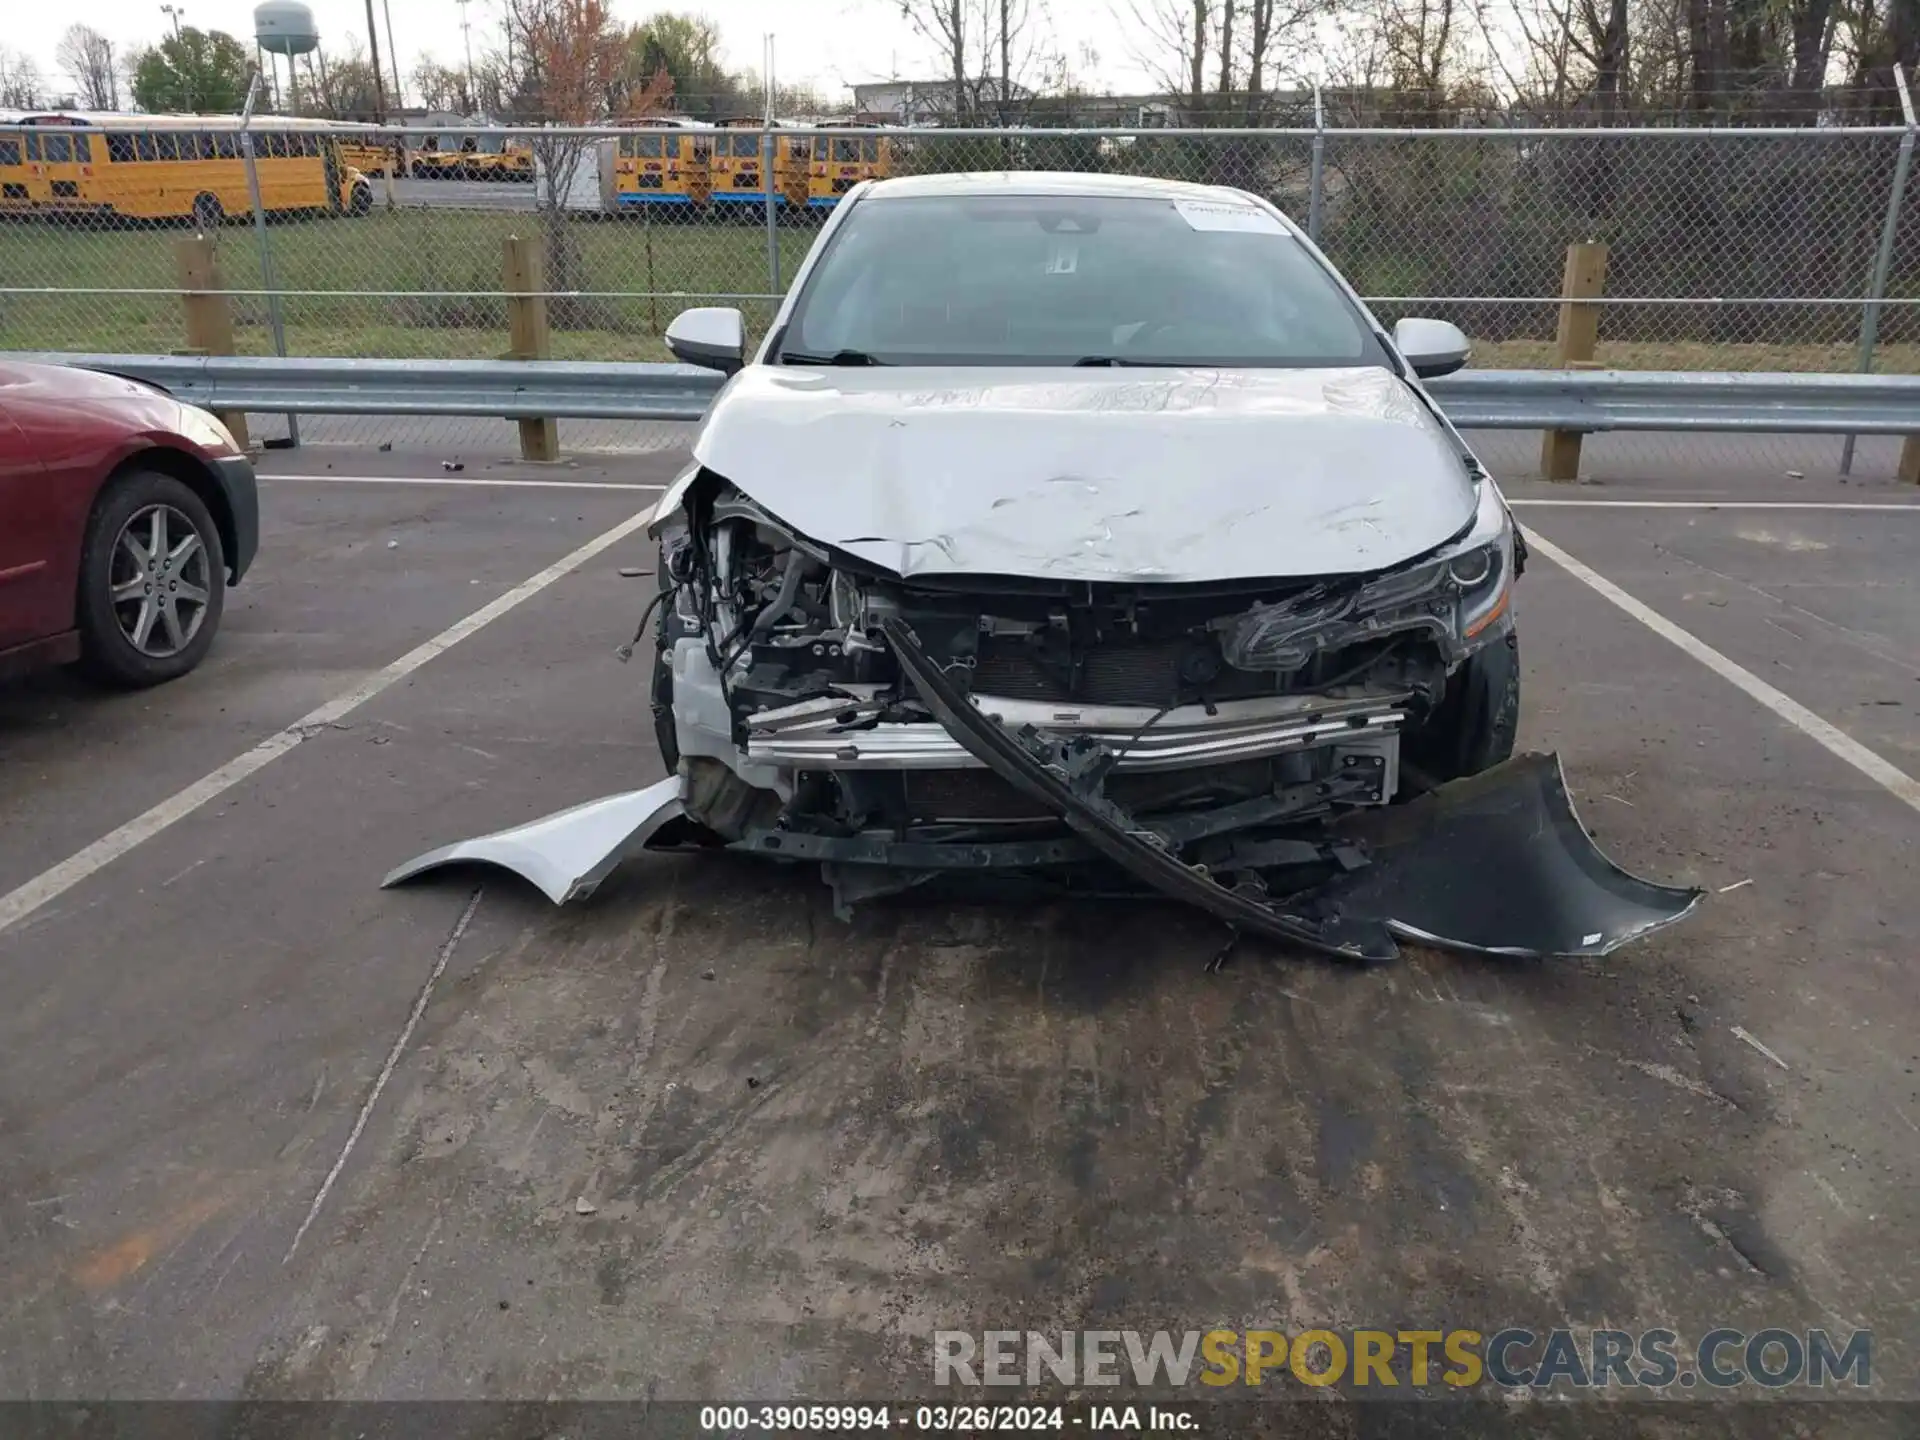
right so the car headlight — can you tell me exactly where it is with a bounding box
[1216,479,1515,670]
[1358,480,1513,645]
[1438,478,1516,643]
[176,403,239,454]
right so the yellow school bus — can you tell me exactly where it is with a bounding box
[470,138,532,181]
[806,123,893,211]
[332,121,402,177]
[0,112,30,214]
[602,117,711,212]
[412,131,531,181]
[409,132,466,178]
[0,111,372,223]
[709,118,810,215]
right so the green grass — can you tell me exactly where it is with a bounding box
[1475,337,1920,374]
[0,206,809,358]
[3,206,1915,374]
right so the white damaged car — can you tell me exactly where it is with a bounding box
[388,172,1700,963]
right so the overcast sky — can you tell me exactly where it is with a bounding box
[16,0,1173,104]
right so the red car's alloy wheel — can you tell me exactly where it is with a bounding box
[107,502,215,660]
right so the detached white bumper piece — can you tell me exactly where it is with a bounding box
[382,777,688,905]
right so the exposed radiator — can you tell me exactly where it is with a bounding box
[904,757,1311,823]
[969,636,1271,708]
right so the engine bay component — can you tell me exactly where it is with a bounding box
[880,614,1400,963]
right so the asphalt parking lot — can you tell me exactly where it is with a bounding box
[1,435,1917,1416]
[387,177,538,212]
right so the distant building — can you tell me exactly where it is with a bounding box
[850,77,1035,124]
[850,81,945,124]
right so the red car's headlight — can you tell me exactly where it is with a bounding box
[175,403,240,454]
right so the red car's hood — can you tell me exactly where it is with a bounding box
[0,360,192,438]
[0,360,165,402]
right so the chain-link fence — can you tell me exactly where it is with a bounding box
[2,110,1916,463]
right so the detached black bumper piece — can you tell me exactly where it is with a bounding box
[882,618,1703,965]
[1321,751,1705,958]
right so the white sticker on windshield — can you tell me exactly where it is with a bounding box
[1173,200,1287,234]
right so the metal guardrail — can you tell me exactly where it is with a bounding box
[1429,369,1920,434]
[14,354,723,423]
[11,352,1920,437]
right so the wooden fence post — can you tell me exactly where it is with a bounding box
[1900,436,1920,485]
[503,233,559,463]
[1539,241,1610,482]
[175,236,250,451]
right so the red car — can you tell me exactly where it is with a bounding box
[0,361,259,687]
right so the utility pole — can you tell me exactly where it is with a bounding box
[362,0,389,122]
[161,6,191,110]
[456,0,476,111]
[381,0,402,110]
[999,0,1010,123]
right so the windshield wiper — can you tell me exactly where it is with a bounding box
[1072,355,1161,367]
[780,348,887,366]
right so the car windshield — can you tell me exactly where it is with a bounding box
[777,192,1384,368]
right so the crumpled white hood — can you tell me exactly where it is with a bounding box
[690,365,1480,584]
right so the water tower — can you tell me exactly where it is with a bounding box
[255,1,319,113]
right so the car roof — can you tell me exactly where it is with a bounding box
[861,169,1277,209]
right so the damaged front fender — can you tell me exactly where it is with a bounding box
[381,776,691,905]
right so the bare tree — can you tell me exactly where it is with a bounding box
[411,55,474,113]
[1243,0,1279,103]
[0,46,46,108]
[497,0,670,316]
[1471,0,1626,120]
[1216,0,1237,94]
[1118,0,1208,111]
[1624,0,1690,100]
[1683,0,1719,110]
[305,38,384,117]
[898,0,985,119]
[1391,0,1460,97]
[1468,0,1566,115]
[1787,0,1841,93]
[1583,0,1632,116]
[1191,0,1212,105]
[1845,0,1919,111]
[1123,0,1321,120]
[56,25,120,110]
[1000,0,1013,117]
[1238,0,1323,113]
[896,0,1054,120]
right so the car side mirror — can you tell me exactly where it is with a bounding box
[666,307,747,376]
[1392,317,1471,379]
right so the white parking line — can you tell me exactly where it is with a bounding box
[284,883,484,1264]
[0,506,658,939]
[260,474,669,492]
[1511,500,1920,511]
[1526,531,1920,816]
